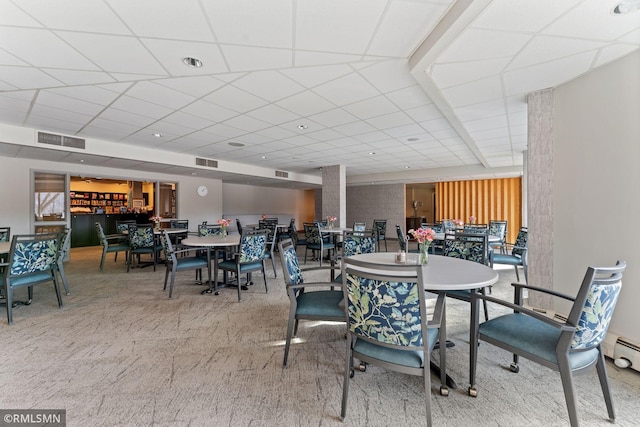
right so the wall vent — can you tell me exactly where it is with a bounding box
[195,157,218,168]
[37,131,85,149]
[275,170,289,178]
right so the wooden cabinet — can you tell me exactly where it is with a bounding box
[406,217,425,231]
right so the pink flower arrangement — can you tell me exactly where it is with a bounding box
[468,215,476,224]
[261,214,268,220]
[327,215,337,222]
[217,218,232,227]
[408,227,435,244]
[454,219,464,227]
[150,215,162,223]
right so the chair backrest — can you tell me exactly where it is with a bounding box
[303,222,322,244]
[198,224,222,236]
[0,227,10,242]
[288,218,298,246]
[159,230,175,261]
[116,220,136,234]
[128,224,155,250]
[422,222,442,233]
[236,219,243,234]
[170,219,189,229]
[353,222,366,235]
[443,232,488,265]
[238,229,268,263]
[511,227,528,257]
[568,261,626,351]
[441,219,456,233]
[342,257,430,350]
[278,238,304,287]
[95,222,108,246]
[395,224,408,252]
[372,219,387,237]
[57,227,72,260]
[488,220,508,242]
[463,224,489,234]
[6,233,58,278]
[260,220,278,244]
[342,230,376,257]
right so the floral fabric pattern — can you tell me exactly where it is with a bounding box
[444,236,486,264]
[199,226,222,236]
[343,236,376,257]
[239,234,267,263]
[10,238,58,276]
[571,281,622,349]
[282,245,303,286]
[512,229,528,257]
[0,230,9,242]
[129,226,154,250]
[345,273,422,347]
[304,223,322,245]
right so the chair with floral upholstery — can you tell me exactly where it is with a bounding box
[331,230,377,284]
[490,226,528,283]
[372,219,388,251]
[303,222,335,267]
[0,227,9,243]
[216,229,268,301]
[278,238,344,367]
[2,233,63,324]
[55,227,72,295]
[127,224,162,272]
[96,222,130,271]
[159,229,209,299]
[340,257,447,425]
[472,261,626,427]
[488,220,508,253]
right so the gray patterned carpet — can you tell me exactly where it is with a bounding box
[1,242,639,427]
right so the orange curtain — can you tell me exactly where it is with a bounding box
[436,177,522,244]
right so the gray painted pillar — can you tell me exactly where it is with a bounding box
[321,165,346,227]
[527,89,554,309]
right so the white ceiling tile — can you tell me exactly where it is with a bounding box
[0,1,42,27]
[0,65,63,89]
[473,0,575,33]
[147,121,195,138]
[352,131,391,143]
[365,112,413,130]
[247,104,300,125]
[430,58,510,89]
[158,111,212,131]
[420,118,453,132]
[404,104,443,122]
[313,73,379,105]
[98,108,156,128]
[56,32,167,75]
[359,60,418,93]
[308,108,357,127]
[108,0,214,41]
[202,0,293,48]
[37,91,105,116]
[18,0,131,34]
[47,85,122,106]
[277,91,336,117]
[503,51,596,96]
[126,81,195,110]
[294,51,362,67]
[594,44,640,67]
[343,96,399,120]
[110,95,173,119]
[333,121,377,136]
[296,0,387,54]
[280,64,353,88]
[141,39,229,76]
[223,115,270,133]
[232,133,273,145]
[154,76,226,98]
[440,75,504,108]
[507,35,607,71]
[258,126,297,140]
[203,85,268,113]
[367,1,450,57]
[465,115,509,133]
[232,71,304,102]
[42,69,115,86]
[383,124,425,138]
[221,45,293,72]
[202,124,246,139]
[386,85,434,110]
[436,28,532,63]
[181,100,237,122]
[454,99,507,122]
[0,48,28,66]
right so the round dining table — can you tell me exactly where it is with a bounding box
[346,252,499,390]
[181,235,241,294]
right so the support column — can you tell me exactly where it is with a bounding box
[321,165,346,227]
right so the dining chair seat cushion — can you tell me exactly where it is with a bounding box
[307,242,335,251]
[479,313,599,369]
[9,271,53,287]
[491,253,522,265]
[218,259,262,273]
[107,243,131,253]
[174,256,209,270]
[352,328,439,369]
[296,290,344,318]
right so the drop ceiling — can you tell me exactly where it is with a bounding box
[0,0,638,188]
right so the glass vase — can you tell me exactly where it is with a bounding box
[221,227,227,237]
[419,242,429,265]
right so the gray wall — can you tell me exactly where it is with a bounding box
[346,183,405,238]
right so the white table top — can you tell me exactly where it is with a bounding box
[346,252,498,291]
[0,241,10,254]
[246,223,288,230]
[319,226,352,234]
[181,235,241,248]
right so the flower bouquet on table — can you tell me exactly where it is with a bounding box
[327,215,337,228]
[408,227,435,265]
[261,214,268,220]
[150,215,162,230]
[217,218,232,237]
[468,215,476,224]
[454,219,464,228]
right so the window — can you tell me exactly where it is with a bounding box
[34,172,66,222]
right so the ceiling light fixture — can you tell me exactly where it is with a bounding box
[182,57,203,68]
[260,155,267,159]
[152,133,163,138]
[297,124,308,130]
[368,152,376,155]
[613,0,640,14]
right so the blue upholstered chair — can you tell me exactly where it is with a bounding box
[332,230,376,284]
[0,227,9,242]
[422,223,443,254]
[216,229,268,301]
[198,223,222,236]
[127,224,162,272]
[261,221,278,278]
[352,222,366,236]
[472,261,626,427]
[372,219,387,251]
[96,222,130,271]
[2,233,63,324]
[278,238,344,367]
[55,227,72,295]
[340,257,447,425]
[488,219,508,253]
[490,226,528,283]
[303,222,335,267]
[169,219,189,246]
[443,232,490,321]
[396,224,419,254]
[159,230,209,299]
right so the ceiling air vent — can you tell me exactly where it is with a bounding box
[37,131,85,149]
[195,157,218,168]
[275,170,289,178]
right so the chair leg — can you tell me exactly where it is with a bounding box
[514,265,520,282]
[283,309,297,367]
[168,266,177,299]
[341,336,353,421]
[57,260,70,295]
[557,357,579,427]
[263,262,268,293]
[163,267,170,291]
[6,286,13,325]
[100,248,107,271]
[236,266,242,301]
[52,274,63,309]
[595,348,616,421]
[480,287,489,322]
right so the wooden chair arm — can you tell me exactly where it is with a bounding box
[511,282,575,302]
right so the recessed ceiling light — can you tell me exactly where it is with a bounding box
[297,124,308,130]
[405,166,411,169]
[182,57,203,68]
[152,133,163,138]
[260,155,267,159]
[79,159,85,163]
[368,152,376,155]
[614,0,640,13]
[228,142,245,147]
